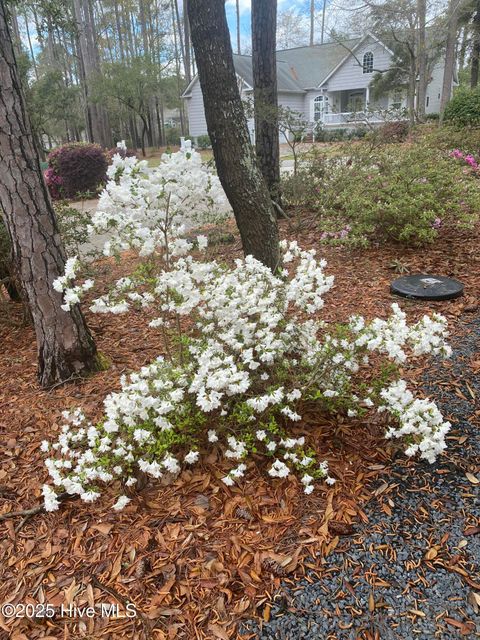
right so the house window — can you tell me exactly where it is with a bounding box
[313,95,329,121]
[426,96,430,107]
[363,51,374,74]
[347,90,365,112]
[391,89,403,110]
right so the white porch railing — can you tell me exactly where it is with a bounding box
[322,111,388,126]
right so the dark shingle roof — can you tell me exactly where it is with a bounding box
[182,37,367,96]
[231,38,364,94]
[276,38,363,90]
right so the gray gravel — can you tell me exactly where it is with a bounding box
[242,316,480,639]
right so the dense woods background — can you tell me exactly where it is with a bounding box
[7,0,480,159]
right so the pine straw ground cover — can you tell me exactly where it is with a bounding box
[0,216,479,640]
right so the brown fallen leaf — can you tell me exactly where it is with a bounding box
[409,609,426,617]
[207,623,230,640]
[368,592,375,612]
[468,591,480,613]
[465,472,479,485]
[425,547,438,560]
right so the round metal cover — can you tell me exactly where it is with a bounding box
[391,274,464,301]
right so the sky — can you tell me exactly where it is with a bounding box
[224,0,354,53]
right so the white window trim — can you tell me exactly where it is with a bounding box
[363,51,374,74]
[312,94,329,121]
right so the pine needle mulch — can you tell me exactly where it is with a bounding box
[0,217,479,640]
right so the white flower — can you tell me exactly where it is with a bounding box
[184,450,199,464]
[256,430,267,441]
[197,235,208,251]
[268,459,290,478]
[208,430,219,443]
[304,484,314,494]
[42,485,59,512]
[222,475,235,486]
[113,495,131,511]
[163,455,180,474]
[40,440,50,453]
[81,491,100,503]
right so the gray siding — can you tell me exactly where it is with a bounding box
[185,80,208,137]
[326,39,391,92]
[278,92,306,117]
[185,81,306,141]
[425,64,446,114]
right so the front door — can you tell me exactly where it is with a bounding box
[347,90,365,113]
[313,95,329,122]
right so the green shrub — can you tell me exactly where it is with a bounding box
[0,218,21,301]
[285,142,480,246]
[281,147,329,209]
[196,134,211,149]
[377,121,409,143]
[54,201,93,257]
[419,124,480,156]
[325,145,479,245]
[443,87,480,127]
[315,126,367,143]
[165,126,181,146]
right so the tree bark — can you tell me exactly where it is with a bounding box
[252,0,281,206]
[73,0,112,147]
[440,0,460,121]
[236,0,241,54]
[310,0,315,46]
[416,0,427,120]
[183,0,192,84]
[471,0,480,87]
[0,0,97,388]
[187,0,280,271]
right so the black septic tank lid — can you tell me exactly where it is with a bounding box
[391,274,464,301]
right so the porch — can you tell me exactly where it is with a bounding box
[314,88,392,128]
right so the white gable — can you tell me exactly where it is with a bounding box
[325,38,392,91]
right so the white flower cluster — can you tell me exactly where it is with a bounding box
[379,380,451,463]
[53,150,230,311]
[92,149,230,258]
[349,303,451,364]
[43,241,452,513]
[52,257,94,311]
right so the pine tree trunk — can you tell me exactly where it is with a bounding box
[183,0,192,84]
[73,0,112,148]
[310,0,315,46]
[252,0,281,206]
[187,0,279,271]
[416,0,427,120]
[440,0,459,121]
[236,0,241,54]
[0,0,97,388]
[471,1,480,88]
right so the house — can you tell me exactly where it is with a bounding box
[182,34,449,142]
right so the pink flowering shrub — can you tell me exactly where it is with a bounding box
[44,166,64,200]
[450,149,479,172]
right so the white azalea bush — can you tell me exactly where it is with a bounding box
[43,155,453,513]
[88,144,229,260]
